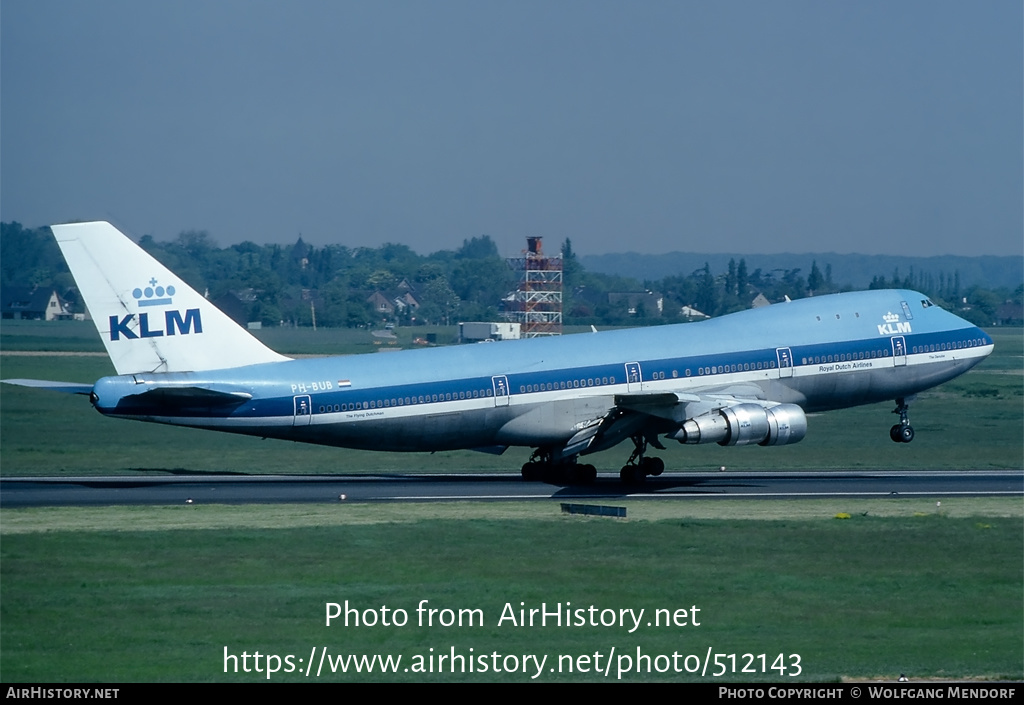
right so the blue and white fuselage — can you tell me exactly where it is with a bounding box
[90,289,992,449]
[4,222,994,482]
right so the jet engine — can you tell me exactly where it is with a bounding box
[667,403,807,447]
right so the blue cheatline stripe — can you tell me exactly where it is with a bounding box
[129,326,990,421]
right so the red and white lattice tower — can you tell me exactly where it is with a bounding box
[506,237,562,337]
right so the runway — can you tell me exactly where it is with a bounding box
[1,470,1021,507]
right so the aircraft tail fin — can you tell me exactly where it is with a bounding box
[51,221,291,375]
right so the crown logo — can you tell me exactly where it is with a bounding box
[882,312,900,323]
[132,278,176,307]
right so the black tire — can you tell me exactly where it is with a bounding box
[644,456,665,476]
[899,425,915,443]
[619,465,645,484]
[890,425,903,443]
[521,462,542,481]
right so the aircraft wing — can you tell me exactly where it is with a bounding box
[614,383,768,422]
[563,384,799,459]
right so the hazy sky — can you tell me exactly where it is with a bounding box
[2,1,1021,257]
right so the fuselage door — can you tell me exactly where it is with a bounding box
[625,362,642,392]
[891,336,907,367]
[491,375,510,406]
[293,395,313,425]
[776,347,794,378]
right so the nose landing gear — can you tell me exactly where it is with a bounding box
[890,397,915,443]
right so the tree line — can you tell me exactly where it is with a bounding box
[2,221,1019,329]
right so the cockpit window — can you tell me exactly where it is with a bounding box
[921,299,934,308]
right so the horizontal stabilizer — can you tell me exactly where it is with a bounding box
[2,379,94,395]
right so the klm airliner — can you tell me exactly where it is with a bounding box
[4,222,994,483]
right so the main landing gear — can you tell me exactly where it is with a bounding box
[619,434,665,484]
[889,397,915,443]
[521,450,597,485]
[521,433,669,485]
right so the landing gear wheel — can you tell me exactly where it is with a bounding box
[890,397,915,443]
[620,465,646,484]
[620,434,662,483]
[576,464,597,484]
[889,423,915,443]
[641,456,665,476]
[521,462,543,481]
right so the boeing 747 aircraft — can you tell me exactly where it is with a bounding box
[4,222,994,483]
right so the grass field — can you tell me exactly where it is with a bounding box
[1,500,1021,682]
[1,322,1021,682]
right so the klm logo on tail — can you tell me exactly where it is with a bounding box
[108,278,203,341]
[133,278,176,307]
[109,310,202,340]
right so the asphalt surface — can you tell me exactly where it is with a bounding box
[1,470,1021,507]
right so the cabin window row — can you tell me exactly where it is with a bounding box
[317,388,495,413]
[519,376,618,393]
[912,339,984,354]
[518,367,709,390]
[698,361,776,375]
[802,349,889,365]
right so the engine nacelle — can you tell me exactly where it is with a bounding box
[758,403,808,446]
[668,403,807,447]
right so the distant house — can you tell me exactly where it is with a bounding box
[394,290,421,311]
[679,305,709,320]
[996,301,1023,326]
[607,291,663,316]
[750,293,771,308]
[367,288,421,318]
[0,286,71,320]
[367,291,395,316]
